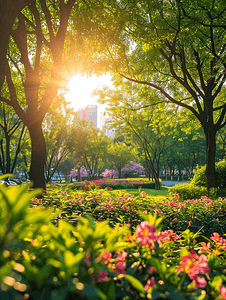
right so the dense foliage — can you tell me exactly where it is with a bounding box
[170,160,226,199]
[68,178,155,191]
[2,177,226,299]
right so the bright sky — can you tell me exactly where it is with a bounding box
[64,73,114,116]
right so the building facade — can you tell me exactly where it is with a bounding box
[75,105,98,127]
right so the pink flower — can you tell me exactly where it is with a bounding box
[193,275,207,289]
[220,286,226,299]
[149,267,157,273]
[117,252,127,262]
[198,242,211,254]
[98,271,108,282]
[136,221,157,248]
[101,252,112,262]
[177,251,210,280]
[210,232,223,243]
[144,277,155,291]
[114,261,126,274]
[172,193,179,199]
[140,191,148,197]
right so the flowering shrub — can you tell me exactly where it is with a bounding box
[40,184,226,239]
[70,178,156,190]
[104,162,145,178]
[2,175,226,299]
[70,167,88,178]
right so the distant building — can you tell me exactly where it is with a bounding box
[100,113,115,138]
[74,105,98,127]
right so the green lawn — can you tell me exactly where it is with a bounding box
[124,187,169,197]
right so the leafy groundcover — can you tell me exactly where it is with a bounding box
[1,177,226,300]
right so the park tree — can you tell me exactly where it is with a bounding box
[44,96,75,183]
[0,102,27,174]
[0,0,33,93]
[107,142,137,178]
[107,0,226,190]
[97,80,178,189]
[70,119,110,179]
[0,0,78,189]
[0,0,126,189]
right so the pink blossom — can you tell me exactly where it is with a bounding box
[198,242,211,254]
[161,229,180,242]
[101,252,112,262]
[144,277,155,291]
[114,261,126,274]
[220,286,226,299]
[140,191,148,197]
[177,251,210,280]
[149,267,157,273]
[98,271,108,282]
[193,275,207,289]
[117,252,127,262]
[210,232,223,243]
[136,221,157,248]
[172,193,179,199]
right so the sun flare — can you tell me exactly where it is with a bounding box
[64,73,113,114]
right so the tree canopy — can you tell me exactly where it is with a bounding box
[105,0,226,189]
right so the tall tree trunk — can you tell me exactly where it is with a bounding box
[205,129,216,190]
[0,0,32,91]
[5,133,11,173]
[28,122,46,190]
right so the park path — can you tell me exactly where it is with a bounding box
[161,180,189,187]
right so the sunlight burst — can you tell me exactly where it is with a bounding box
[64,73,113,113]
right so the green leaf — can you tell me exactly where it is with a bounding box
[64,251,85,269]
[165,285,187,300]
[97,280,115,300]
[51,288,68,300]
[124,274,145,294]
[82,283,100,299]
[210,275,223,291]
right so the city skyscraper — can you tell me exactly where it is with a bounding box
[75,105,98,127]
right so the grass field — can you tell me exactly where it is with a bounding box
[124,187,169,197]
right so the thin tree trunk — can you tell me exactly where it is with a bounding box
[205,129,216,189]
[10,123,25,173]
[78,167,81,182]
[28,122,46,190]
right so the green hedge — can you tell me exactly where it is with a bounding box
[169,159,226,200]
[168,183,218,200]
[191,159,226,189]
[69,180,156,190]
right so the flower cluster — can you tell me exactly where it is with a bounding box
[100,251,127,276]
[177,250,210,288]
[135,221,180,249]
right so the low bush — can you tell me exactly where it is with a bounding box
[168,182,218,201]
[37,182,226,240]
[69,178,156,190]
[191,159,226,191]
[2,176,226,299]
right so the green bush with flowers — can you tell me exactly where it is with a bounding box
[170,159,226,200]
[68,178,156,191]
[2,175,226,299]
